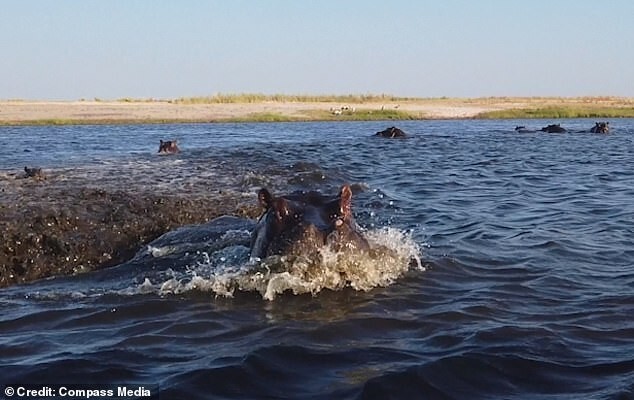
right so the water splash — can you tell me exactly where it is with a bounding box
[144,227,423,301]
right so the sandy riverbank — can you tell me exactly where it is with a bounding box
[0,99,497,123]
[2,97,632,124]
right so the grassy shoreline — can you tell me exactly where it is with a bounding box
[2,96,634,125]
[0,110,420,126]
[476,106,634,119]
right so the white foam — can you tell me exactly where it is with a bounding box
[138,227,423,301]
[147,245,174,258]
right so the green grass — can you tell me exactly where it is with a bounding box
[306,108,423,121]
[3,109,422,126]
[223,112,300,123]
[476,106,634,119]
[218,109,422,122]
[5,96,634,126]
[0,108,426,126]
[15,118,81,125]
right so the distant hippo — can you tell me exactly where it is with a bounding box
[158,140,180,154]
[376,126,407,138]
[590,122,609,134]
[250,184,369,259]
[540,124,566,133]
[24,166,45,179]
[514,126,535,133]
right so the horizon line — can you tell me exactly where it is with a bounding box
[2,94,634,103]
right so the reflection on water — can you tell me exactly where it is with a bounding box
[1,120,633,399]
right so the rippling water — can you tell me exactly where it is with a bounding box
[1,120,633,399]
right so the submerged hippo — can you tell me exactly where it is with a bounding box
[540,124,566,133]
[23,166,45,179]
[590,121,609,134]
[514,126,535,133]
[250,184,369,259]
[376,126,407,138]
[158,140,180,154]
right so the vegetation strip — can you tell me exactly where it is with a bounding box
[2,95,634,125]
[476,106,634,119]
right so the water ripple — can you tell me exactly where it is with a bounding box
[2,120,634,398]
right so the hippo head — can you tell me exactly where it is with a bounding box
[540,124,566,133]
[24,166,44,179]
[591,122,609,134]
[158,140,180,154]
[376,126,407,138]
[250,184,369,260]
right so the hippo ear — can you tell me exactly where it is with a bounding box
[273,198,290,221]
[258,188,274,210]
[339,184,353,221]
[160,140,164,145]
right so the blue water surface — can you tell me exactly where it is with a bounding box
[1,119,633,399]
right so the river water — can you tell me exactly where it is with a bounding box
[1,120,633,399]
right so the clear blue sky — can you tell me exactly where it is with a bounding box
[1,0,632,100]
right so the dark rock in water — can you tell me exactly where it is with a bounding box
[0,181,261,288]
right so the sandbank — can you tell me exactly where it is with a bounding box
[1,97,632,125]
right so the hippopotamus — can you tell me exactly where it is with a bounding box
[23,166,45,179]
[590,122,609,134]
[250,184,369,259]
[376,126,407,138]
[540,124,566,133]
[158,140,180,154]
[514,126,535,133]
